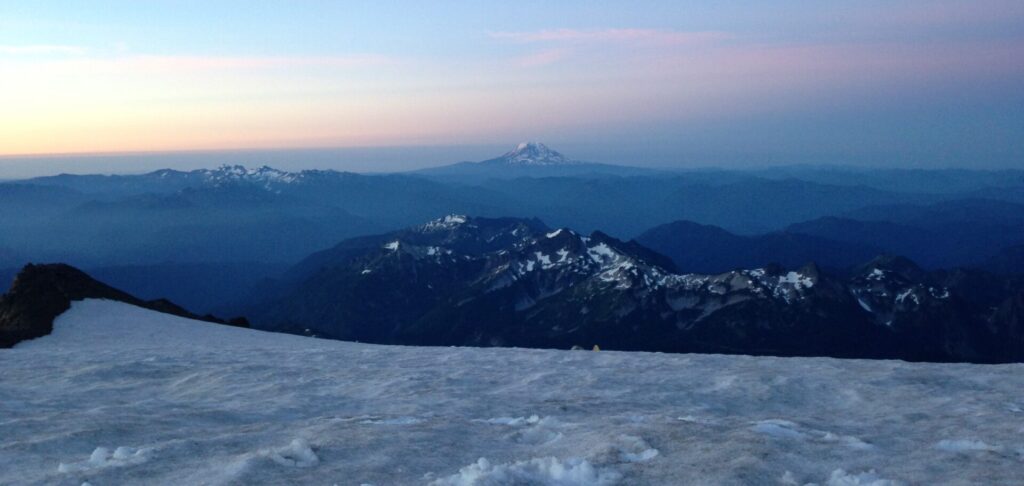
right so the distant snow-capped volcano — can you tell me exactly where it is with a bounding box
[490,142,580,166]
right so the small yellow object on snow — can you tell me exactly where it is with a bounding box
[592,345,600,352]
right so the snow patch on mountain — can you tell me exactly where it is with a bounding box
[496,142,580,166]
[422,214,470,231]
[198,165,301,190]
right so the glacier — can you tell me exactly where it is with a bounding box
[1,299,1022,485]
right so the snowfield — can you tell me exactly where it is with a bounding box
[2,300,1023,485]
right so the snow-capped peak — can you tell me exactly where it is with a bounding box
[498,142,578,166]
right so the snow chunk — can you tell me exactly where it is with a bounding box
[384,241,400,251]
[546,229,565,238]
[267,439,319,468]
[617,435,659,463]
[360,416,424,426]
[58,446,152,473]
[825,469,904,486]
[480,415,543,426]
[430,456,620,486]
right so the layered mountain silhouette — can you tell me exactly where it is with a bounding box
[635,220,880,274]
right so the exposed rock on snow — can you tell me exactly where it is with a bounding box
[0,263,244,348]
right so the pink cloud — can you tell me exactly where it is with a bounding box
[113,54,395,72]
[514,48,573,68]
[489,29,731,46]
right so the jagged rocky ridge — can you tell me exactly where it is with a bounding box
[248,216,1024,363]
[0,264,247,347]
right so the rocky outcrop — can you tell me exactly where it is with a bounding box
[0,263,247,348]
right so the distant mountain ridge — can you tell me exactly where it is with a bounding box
[636,220,881,274]
[413,142,660,180]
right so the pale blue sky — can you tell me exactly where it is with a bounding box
[1,1,1022,172]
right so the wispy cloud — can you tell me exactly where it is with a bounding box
[489,29,731,46]
[12,53,397,75]
[514,48,573,68]
[106,54,395,72]
[863,0,1024,29]
[0,44,87,55]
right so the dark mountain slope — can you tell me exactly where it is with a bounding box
[788,199,1024,269]
[982,244,1024,275]
[477,176,922,236]
[635,220,880,273]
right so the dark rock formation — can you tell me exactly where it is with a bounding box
[0,263,246,348]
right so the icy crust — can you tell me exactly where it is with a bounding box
[3,300,1023,485]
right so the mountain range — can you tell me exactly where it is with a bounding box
[3,143,1024,320]
[240,215,1024,363]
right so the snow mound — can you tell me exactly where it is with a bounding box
[57,446,152,473]
[430,456,620,486]
[934,439,1001,453]
[617,435,659,463]
[266,439,319,468]
[752,419,807,439]
[824,468,904,486]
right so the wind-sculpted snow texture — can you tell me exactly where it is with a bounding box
[2,300,1023,485]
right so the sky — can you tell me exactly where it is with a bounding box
[1,0,1023,174]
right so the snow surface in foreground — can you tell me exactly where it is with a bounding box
[2,300,1023,485]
